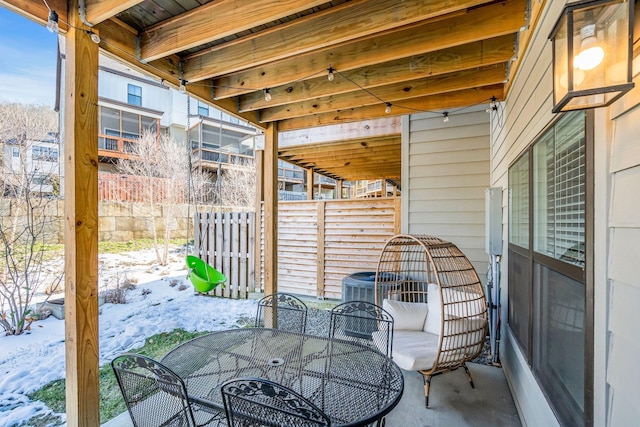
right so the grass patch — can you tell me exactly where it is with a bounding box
[98,238,186,254]
[28,328,209,425]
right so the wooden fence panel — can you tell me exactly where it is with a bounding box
[98,173,186,203]
[194,211,255,299]
[257,198,400,300]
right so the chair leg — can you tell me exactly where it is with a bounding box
[463,363,475,389]
[423,374,432,407]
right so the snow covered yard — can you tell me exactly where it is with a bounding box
[0,248,258,427]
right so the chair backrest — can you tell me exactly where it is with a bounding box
[255,292,308,333]
[221,377,330,427]
[375,234,488,371]
[329,300,394,357]
[111,353,196,427]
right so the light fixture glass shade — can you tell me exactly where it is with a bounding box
[550,0,634,113]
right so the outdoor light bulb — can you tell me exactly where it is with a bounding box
[385,103,391,114]
[443,112,449,123]
[264,89,272,102]
[47,10,59,34]
[328,67,335,82]
[179,81,187,94]
[574,24,604,71]
[89,32,101,44]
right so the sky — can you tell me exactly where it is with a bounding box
[0,247,258,426]
[0,6,58,107]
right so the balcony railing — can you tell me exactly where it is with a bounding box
[191,148,254,169]
[98,134,140,160]
[353,180,396,198]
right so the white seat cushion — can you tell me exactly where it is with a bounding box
[374,330,440,371]
[382,299,428,331]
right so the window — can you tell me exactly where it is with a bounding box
[508,111,591,427]
[12,147,19,157]
[32,146,59,162]
[127,84,142,106]
[98,107,160,152]
[198,101,209,116]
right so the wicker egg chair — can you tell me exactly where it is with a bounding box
[374,234,488,407]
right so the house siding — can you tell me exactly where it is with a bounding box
[404,108,490,282]
[606,105,640,425]
[489,0,640,425]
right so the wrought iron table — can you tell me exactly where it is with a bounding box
[161,328,404,426]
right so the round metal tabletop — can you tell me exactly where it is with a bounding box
[161,328,404,426]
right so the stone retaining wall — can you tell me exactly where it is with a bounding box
[0,199,234,244]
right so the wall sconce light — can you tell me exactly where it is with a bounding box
[549,0,634,113]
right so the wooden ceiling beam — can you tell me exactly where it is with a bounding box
[84,0,143,25]
[292,155,401,170]
[282,148,401,165]
[139,0,331,62]
[209,0,526,94]
[183,0,498,81]
[279,138,400,155]
[278,84,504,131]
[238,35,514,111]
[1,0,68,30]
[94,19,263,128]
[313,168,401,180]
[279,117,401,147]
[259,65,506,122]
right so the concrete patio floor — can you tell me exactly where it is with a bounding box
[387,363,521,426]
[103,362,520,427]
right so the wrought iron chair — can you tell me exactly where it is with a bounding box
[329,300,394,357]
[221,377,330,427]
[255,292,308,333]
[111,353,224,427]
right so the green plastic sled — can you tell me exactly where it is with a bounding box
[186,255,227,293]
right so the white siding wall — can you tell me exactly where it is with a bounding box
[490,0,640,425]
[403,107,490,281]
[490,1,573,425]
[606,92,640,425]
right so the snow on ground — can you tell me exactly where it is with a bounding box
[0,248,258,427]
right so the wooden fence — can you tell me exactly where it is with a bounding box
[257,198,401,300]
[194,211,255,299]
[98,173,187,203]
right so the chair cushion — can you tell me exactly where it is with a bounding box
[376,330,440,371]
[382,299,428,331]
[424,283,485,334]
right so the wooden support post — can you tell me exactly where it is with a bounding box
[394,197,402,234]
[263,123,278,295]
[306,168,314,200]
[316,202,325,297]
[336,180,343,199]
[254,149,264,292]
[64,3,100,425]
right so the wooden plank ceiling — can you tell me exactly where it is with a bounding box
[3,0,529,183]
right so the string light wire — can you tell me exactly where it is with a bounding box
[42,0,500,119]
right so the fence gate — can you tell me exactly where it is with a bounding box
[194,211,255,299]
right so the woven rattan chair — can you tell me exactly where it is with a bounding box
[329,301,394,357]
[111,353,224,427]
[221,377,331,427]
[255,292,308,333]
[375,234,488,407]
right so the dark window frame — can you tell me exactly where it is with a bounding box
[507,110,594,427]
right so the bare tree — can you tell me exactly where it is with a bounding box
[117,130,189,265]
[217,160,256,209]
[0,102,61,335]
